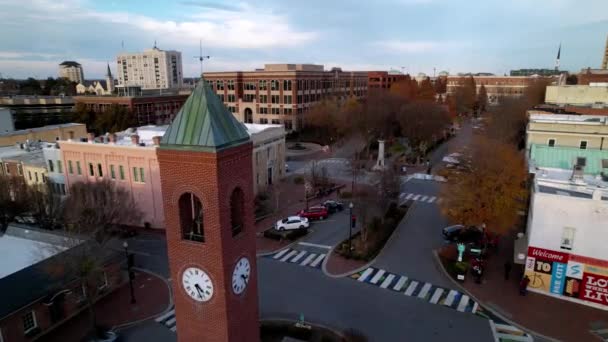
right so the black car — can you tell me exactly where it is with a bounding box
[442,225,484,244]
[322,200,344,214]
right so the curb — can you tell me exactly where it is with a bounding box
[322,202,416,278]
[431,250,560,342]
[112,267,174,331]
[256,228,316,257]
[259,317,350,339]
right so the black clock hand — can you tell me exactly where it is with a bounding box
[194,284,204,298]
[241,274,249,284]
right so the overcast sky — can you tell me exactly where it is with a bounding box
[0,0,607,79]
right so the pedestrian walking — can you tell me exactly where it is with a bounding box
[519,275,530,296]
[504,261,512,281]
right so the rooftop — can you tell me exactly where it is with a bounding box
[4,149,46,167]
[530,166,608,200]
[59,61,81,67]
[0,123,83,138]
[528,113,608,124]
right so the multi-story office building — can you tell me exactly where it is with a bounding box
[367,71,408,90]
[58,61,84,84]
[117,47,183,90]
[578,68,608,85]
[0,96,77,130]
[0,123,86,147]
[526,114,608,154]
[204,64,368,131]
[446,75,551,105]
[510,69,562,77]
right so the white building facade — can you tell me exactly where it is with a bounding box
[42,143,67,195]
[117,47,183,90]
[58,61,84,84]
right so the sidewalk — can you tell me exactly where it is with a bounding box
[40,270,171,342]
[462,232,608,342]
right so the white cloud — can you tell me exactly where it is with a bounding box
[0,58,110,79]
[374,40,442,53]
[0,51,58,59]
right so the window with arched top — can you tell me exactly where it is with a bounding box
[230,188,245,237]
[179,192,204,242]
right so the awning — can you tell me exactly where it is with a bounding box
[513,235,528,265]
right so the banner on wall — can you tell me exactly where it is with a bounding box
[580,272,608,305]
[525,247,570,294]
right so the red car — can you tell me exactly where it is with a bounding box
[297,206,328,220]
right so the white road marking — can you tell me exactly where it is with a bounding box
[170,326,177,332]
[429,288,444,304]
[456,295,470,312]
[165,317,176,327]
[420,195,428,202]
[358,268,374,282]
[155,309,175,323]
[300,254,317,266]
[393,276,408,291]
[404,281,419,296]
[405,193,414,200]
[380,274,395,289]
[370,269,386,284]
[310,254,326,267]
[417,283,432,299]
[273,249,290,259]
[443,290,458,306]
[290,250,307,263]
[413,194,421,200]
[297,242,332,249]
[427,196,437,203]
[471,302,479,314]
[280,250,298,262]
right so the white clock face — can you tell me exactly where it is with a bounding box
[181,267,214,302]
[231,257,251,295]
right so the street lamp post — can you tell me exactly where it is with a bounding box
[123,241,136,304]
[348,202,354,256]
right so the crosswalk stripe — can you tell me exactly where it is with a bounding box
[170,326,177,332]
[358,268,375,282]
[155,309,175,323]
[413,194,421,200]
[429,288,444,304]
[471,302,479,314]
[456,295,470,312]
[495,333,532,342]
[370,269,386,284]
[404,281,419,296]
[393,276,408,291]
[273,249,290,259]
[165,317,176,327]
[443,290,458,306]
[300,253,316,266]
[310,254,326,267]
[380,274,395,289]
[417,283,432,299]
[405,193,414,200]
[420,195,428,201]
[290,250,307,263]
[280,250,298,262]
[427,196,436,203]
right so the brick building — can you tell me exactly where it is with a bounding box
[577,68,608,85]
[74,94,189,126]
[0,123,86,147]
[204,64,368,131]
[447,75,553,105]
[367,71,408,89]
[0,227,123,342]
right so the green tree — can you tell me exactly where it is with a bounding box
[72,103,96,130]
[19,78,43,95]
[94,104,138,134]
[454,76,476,114]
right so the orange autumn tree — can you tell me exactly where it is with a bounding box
[439,136,528,235]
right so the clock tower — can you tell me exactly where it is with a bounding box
[157,80,260,342]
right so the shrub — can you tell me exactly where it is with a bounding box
[263,230,282,241]
[340,191,352,199]
[294,176,305,185]
[286,228,308,240]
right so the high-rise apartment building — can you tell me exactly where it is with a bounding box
[58,61,84,84]
[204,64,368,131]
[602,34,608,69]
[117,46,183,90]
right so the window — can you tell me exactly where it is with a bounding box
[244,82,256,90]
[119,165,125,180]
[271,95,280,104]
[259,107,268,114]
[57,160,63,174]
[259,118,268,124]
[259,80,267,90]
[48,160,54,172]
[17,164,23,176]
[230,188,245,236]
[98,271,108,290]
[216,80,224,90]
[271,80,279,91]
[244,94,255,102]
[227,94,236,102]
[227,80,235,90]
[283,80,292,91]
[35,172,38,182]
[88,163,94,176]
[139,168,145,183]
[68,160,73,174]
[179,192,204,242]
[97,163,103,178]
[602,159,608,169]
[283,95,292,104]
[561,227,575,250]
[579,140,588,150]
[271,119,280,125]
[28,171,32,180]
[576,157,586,167]
[548,139,555,147]
[76,161,82,175]
[133,167,139,182]
[110,165,116,179]
[284,108,292,115]
[259,95,268,103]
[22,310,37,334]
[271,108,280,115]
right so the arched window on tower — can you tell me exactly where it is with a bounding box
[230,188,245,237]
[179,192,204,242]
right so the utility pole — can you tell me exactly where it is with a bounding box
[194,40,210,79]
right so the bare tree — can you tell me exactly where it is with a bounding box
[397,101,451,159]
[29,181,64,230]
[46,179,143,337]
[0,175,30,232]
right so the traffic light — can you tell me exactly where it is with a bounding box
[351,215,356,228]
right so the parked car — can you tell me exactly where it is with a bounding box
[322,200,344,214]
[442,225,484,244]
[275,216,309,231]
[297,206,329,220]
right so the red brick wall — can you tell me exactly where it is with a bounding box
[157,142,259,342]
[0,261,123,342]
[577,72,608,85]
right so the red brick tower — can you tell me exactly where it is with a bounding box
[157,80,259,342]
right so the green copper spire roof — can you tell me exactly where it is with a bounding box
[160,79,250,152]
